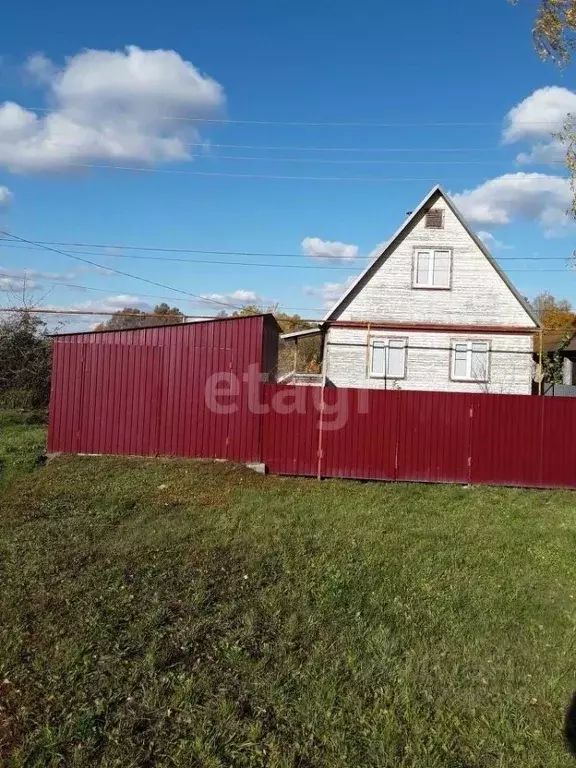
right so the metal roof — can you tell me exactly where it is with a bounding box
[280,327,323,340]
[50,312,282,337]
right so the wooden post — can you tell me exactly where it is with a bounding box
[538,329,543,396]
[365,322,371,378]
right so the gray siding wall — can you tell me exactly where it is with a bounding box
[332,197,536,327]
[325,327,534,395]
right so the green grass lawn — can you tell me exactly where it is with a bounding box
[1,418,576,766]
[0,410,47,491]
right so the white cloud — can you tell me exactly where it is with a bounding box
[201,289,263,307]
[503,86,576,144]
[304,276,356,308]
[516,140,566,166]
[0,266,77,281]
[452,173,572,231]
[0,45,225,173]
[476,230,513,250]
[63,294,154,313]
[24,52,56,84]
[0,276,41,292]
[35,295,155,332]
[0,185,12,206]
[503,86,576,166]
[301,236,359,261]
[367,240,389,260]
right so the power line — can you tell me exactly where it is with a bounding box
[181,142,508,153]
[0,271,328,313]
[0,241,572,272]
[193,154,563,166]
[0,272,207,305]
[0,238,571,263]
[0,308,567,346]
[0,232,244,311]
[36,162,524,182]
[22,108,564,127]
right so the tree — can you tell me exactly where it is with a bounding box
[94,303,185,331]
[515,1,576,215]
[223,304,322,373]
[532,290,576,328]
[521,0,576,64]
[558,118,576,218]
[0,310,51,409]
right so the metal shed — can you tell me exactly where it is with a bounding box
[48,314,280,461]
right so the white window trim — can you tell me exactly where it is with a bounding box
[369,337,407,379]
[450,339,490,382]
[412,248,452,289]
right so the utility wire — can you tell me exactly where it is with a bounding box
[0,244,571,273]
[192,154,564,166]
[21,108,565,127]
[0,271,328,313]
[0,239,571,263]
[0,308,564,349]
[0,232,244,311]
[178,142,508,153]
[32,162,525,182]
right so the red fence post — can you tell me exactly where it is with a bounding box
[316,384,325,480]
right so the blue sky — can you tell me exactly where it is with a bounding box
[0,0,574,328]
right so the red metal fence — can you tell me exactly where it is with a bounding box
[49,319,576,490]
[48,316,277,462]
[261,384,576,489]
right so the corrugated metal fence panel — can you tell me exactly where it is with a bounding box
[540,398,576,488]
[470,394,544,487]
[260,385,576,489]
[262,384,319,476]
[396,390,471,483]
[50,319,576,489]
[322,388,399,480]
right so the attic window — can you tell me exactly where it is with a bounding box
[425,209,444,229]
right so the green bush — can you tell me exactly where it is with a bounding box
[0,409,47,427]
[0,388,37,410]
[0,312,51,409]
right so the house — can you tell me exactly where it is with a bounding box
[283,185,539,394]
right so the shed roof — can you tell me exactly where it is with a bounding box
[50,312,282,338]
[280,327,323,341]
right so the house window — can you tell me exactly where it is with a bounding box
[451,340,490,381]
[425,209,444,229]
[413,249,451,289]
[370,338,407,379]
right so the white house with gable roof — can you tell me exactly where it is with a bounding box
[282,185,539,395]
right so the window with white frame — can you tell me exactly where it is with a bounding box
[370,338,407,379]
[451,340,490,381]
[413,249,451,289]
